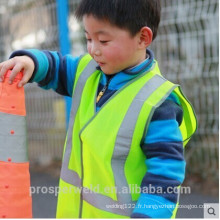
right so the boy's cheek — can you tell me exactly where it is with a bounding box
[87,45,91,55]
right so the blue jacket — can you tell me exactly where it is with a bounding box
[10,49,185,218]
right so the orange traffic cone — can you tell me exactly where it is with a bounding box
[0,70,32,218]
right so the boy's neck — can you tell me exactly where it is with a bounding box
[127,53,150,71]
[124,49,154,75]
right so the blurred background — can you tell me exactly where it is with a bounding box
[0,0,219,218]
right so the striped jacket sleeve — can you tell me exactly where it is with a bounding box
[10,49,80,97]
[131,93,184,218]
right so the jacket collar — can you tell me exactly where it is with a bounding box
[98,49,155,90]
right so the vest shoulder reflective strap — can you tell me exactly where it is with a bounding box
[60,54,98,185]
[57,55,101,218]
[138,59,197,147]
[72,54,94,95]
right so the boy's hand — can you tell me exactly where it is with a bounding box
[0,56,35,87]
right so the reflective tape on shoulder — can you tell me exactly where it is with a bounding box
[60,58,98,185]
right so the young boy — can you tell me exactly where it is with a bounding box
[0,0,197,218]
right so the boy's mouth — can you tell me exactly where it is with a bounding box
[97,61,105,66]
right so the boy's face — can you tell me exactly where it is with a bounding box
[83,15,145,75]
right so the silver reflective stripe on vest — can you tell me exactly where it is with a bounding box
[60,58,98,186]
[82,186,134,216]
[110,75,177,216]
[0,112,27,162]
[111,75,166,215]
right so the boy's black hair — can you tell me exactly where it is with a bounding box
[75,0,161,40]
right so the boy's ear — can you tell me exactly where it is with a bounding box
[138,27,153,48]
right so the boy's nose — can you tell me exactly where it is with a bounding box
[94,49,101,56]
[91,44,101,56]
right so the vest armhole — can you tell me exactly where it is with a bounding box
[139,85,177,146]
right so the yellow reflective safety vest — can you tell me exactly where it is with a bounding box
[56,54,197,218]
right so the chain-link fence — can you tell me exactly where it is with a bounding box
[0,0,218,188]
[151,0,219,186]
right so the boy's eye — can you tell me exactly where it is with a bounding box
[86,38,92,42]
[100,40,109,44]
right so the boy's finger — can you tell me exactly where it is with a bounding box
[17,69,32,88]
[0,59,15,78]
[0,62,6,81]
[8,63,23,84]
[0,60,16,82]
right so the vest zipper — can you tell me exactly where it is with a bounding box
[96,76,113,103]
